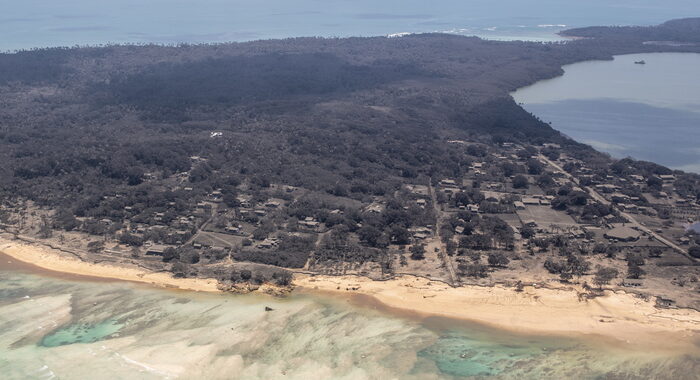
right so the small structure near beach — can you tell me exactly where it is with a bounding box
[145,244,168,256]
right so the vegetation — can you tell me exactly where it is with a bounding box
[0,19,699,294]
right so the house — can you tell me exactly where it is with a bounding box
[455,226,465,234]
[225,226,241,234]
[513,201,525,210]
[299,217,320,228]
[610,193,631,203]
[568,228,585,238]
[413,232,428,240]
[236,196,251,207]
[265,200,281,208]
[258,240,275,249]
[209,190,223,202]
[146,244,168,256]
[604,225,640,242]
[416,199,427,206]
[440,179,458,188]
[522,197,540,206]
[659,175,675,183]
[595,184,618,193]
[412,226,431,234]
[618,204,638,213]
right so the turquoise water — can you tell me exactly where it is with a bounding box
[512,53,700,173]
[40,319,123,347]
[1,267,699,379]
[3,0,700,51]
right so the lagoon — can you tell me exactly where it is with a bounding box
[1,263,700,379]
[512,53,700,173]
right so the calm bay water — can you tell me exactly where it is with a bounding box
[513,53,700,173]
[3,0,700,51]
[1,265,700,379]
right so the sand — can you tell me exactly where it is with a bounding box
[0,237,220,293]
[2,235,699,349]
[295,274,700,350]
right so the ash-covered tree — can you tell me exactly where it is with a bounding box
[162,247,178,262]
[487,252,509,267]
[272,270,293,286]
[688,246,700,259]
[458,262,488,278]
[593,266,618,288]
[627,262,646,279]
[410,244,426,260]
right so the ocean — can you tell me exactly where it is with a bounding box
[512,53,700,173]
[3,0,700,51]
[1,265,699,379]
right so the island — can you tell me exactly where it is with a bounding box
[1,18,700,345]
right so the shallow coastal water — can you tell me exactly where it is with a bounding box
[3,0,700,51]
[512,53,700,173]
[1,264,700,379]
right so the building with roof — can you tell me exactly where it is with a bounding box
[604,225,641,242]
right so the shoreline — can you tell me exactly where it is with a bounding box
[295,274,700,351]
[2,236,699,350]
[0,237,221,293]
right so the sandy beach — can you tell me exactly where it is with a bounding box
[2,235,699,350]
[0,237,220,293]
[295,274,700,350]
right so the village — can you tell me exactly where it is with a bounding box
[1,138,699,307]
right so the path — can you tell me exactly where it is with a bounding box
[428,181,460,286]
